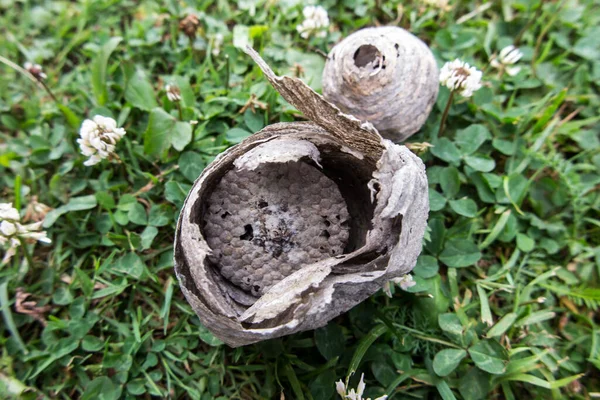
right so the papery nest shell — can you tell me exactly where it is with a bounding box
[174,47,429,347]
[322,26,439,142]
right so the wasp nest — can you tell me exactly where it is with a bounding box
[174,47,430,347]
[322,26,439,142]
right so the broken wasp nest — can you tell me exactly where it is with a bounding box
[174,47,430,347]
[322,26,439,142]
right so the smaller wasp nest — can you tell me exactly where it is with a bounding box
[174,47,430,347]
[204,160,350,297]
[322,26,439,142]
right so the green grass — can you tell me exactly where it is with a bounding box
[1,0,599,399]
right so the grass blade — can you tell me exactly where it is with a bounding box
[479,209,511,250]
[436,379,457,400]
[347,324,387,376]
[283,363,305,400]
[487,313,518,338]
[91,36,122,105]
[476,284,493,326]
[161,277,174,334]
[515,311,556,327]
[0,282,27,353]
[385,370,416,397]
[502,373,584,389]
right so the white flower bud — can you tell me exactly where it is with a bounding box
[491,45,523,76]
[391,274,417,291]
[297,6,329,39]
[24,62,47,80]
[439,59,483,97]
[165,84,182,102]
[77,115,126,166]
[335,380,346,397]
[0,202,51,264]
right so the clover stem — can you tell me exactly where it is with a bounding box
[177,102,183,121]
[188,39,197,66]
[225,54,230,95]
[18,239,35,269]
[170,18,178,49]
[39,80,60,105]
[13,175,22,210]
[438,90,454,137]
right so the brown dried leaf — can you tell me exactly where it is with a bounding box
[15,288,51,326]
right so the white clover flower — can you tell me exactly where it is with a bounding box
[165,84,182,102]
[498,45,523,64]
[211,33,224,56]
[77,115,126,166]
[0,203,51,265]
[439,59,483,97]
[490,45,523,76]
[24,62,47,80]
[336,374,387,400]
[297,5,330,39]
[391,274,416,291]
[382,274,417,297]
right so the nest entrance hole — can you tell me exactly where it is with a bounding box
[354,45,384,69]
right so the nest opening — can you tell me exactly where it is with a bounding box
[353,44,384,69]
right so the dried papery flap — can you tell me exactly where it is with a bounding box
[234,139,322,171]
[244,46,385,161]
[373,141,429,274]
[174,52,429,347]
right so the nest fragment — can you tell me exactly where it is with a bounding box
[174,47,430,347]
[322,26,439,142]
